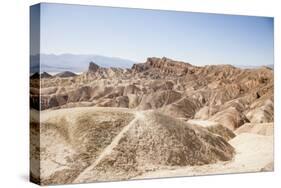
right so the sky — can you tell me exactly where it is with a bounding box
[38,3,274,66]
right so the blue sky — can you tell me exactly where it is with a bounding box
[39,3,274,66]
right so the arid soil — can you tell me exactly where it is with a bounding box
[30,57,274,185]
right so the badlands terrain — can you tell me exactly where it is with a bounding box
[30,57,274,185]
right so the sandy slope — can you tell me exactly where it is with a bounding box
[32,107,238,184]
[135,133,273,179]
[31,106,274,185]
[73,109,235,183]
[37,107,135,184]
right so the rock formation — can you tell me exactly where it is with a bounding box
[32,57,273,129]
[30,57,274,184]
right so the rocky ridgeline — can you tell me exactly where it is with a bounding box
[30,57,274,126]
[132,57,196,76]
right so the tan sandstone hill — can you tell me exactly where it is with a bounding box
[31,107,235,185]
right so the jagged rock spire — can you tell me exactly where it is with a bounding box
[88,61,99,72]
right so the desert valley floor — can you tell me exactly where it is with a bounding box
[30,57,274,185]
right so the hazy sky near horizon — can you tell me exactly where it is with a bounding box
[39,3,274,66]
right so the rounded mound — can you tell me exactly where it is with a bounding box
[55,71,77,78]
[188,119,236,141]
[74,110,235,183]
[209,107,249,130]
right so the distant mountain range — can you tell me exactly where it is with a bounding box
[30,53,274,74]
[30,54,137,73]
[235,64,274,70]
